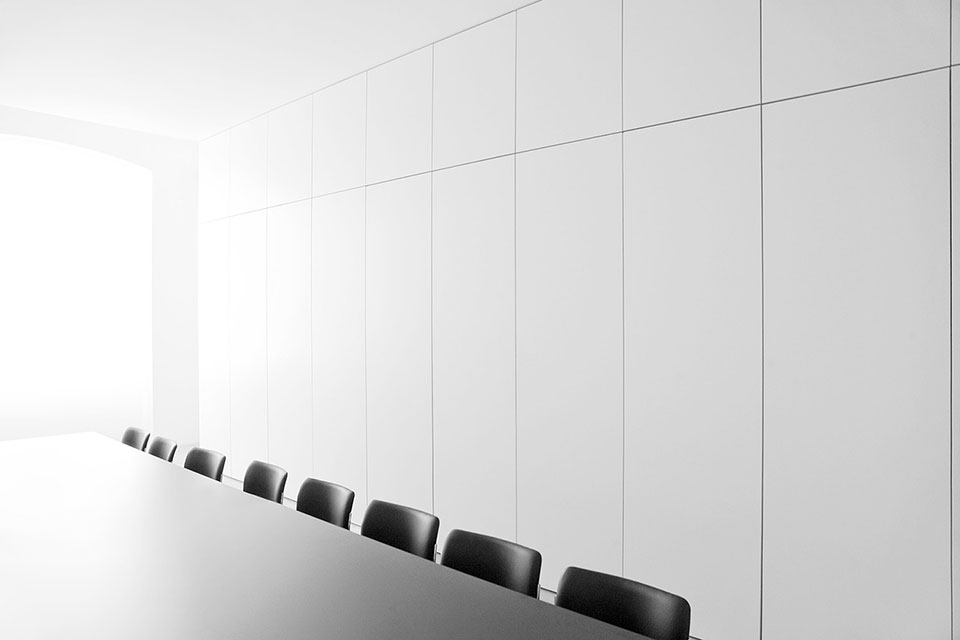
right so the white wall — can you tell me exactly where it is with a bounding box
[196,1,954,638]
[0,105,199,449]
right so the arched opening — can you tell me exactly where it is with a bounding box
[0,134,152,440]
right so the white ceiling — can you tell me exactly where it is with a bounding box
[0,0,532,140]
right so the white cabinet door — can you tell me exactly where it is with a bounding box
[267,201,313,497]
[229,117,268,215]
[366,174,433,513]
[516,134,623,589]
[198,219,231,475]
[433,156,516,546]
[267,97,312,207]
[313,188,367,517]
[313,76,367,197]
[762,0,948,101]
[623,0,758,128]
[623,107,762,640]
[199,133,229,222]
[229,211,269,479]
[366,49,433,184]
[516,0,621,151]
[763,71,950,640]
[433,13,515,170]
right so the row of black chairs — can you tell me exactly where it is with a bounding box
[122,427,226,480]
[121,427,691,640]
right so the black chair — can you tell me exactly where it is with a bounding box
[440,529,542,597]
[121,427,150,451]
[183,447,226,482]
[242,461,287,504]
[146,436,177,462]
[555,567,691,640]
[296,478,355,529]
[360,499,439,560]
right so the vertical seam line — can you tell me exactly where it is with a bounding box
[514,7,520,545]
[619,0,626,579]
[758,0,766,636]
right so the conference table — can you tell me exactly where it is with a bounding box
[0,433,645,639]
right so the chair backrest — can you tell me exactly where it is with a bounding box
[440,529,542,597]
[242,460,288,503]
[555,567,691,640]
[360,499,439,560]
[121,427,150,451]
[146,436,177,462]
[296,478,355,529]
[183,447,226,482]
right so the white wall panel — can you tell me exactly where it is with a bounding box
[762,0,948,101]
[623,108,761,640]
[516,135,623,589]
[228,117,268,215]
[313,76,366,196]
[763,72,950,640]
[267,201,313,496]
[516,0,620,151]
[623,0,758,129]
[366,174,433,513]
[267,97,312,207]
[433,14,515,170]
[199,132,229,222]
[433,156,515,546]
[366,49,433,184]
[228,211,269,479]
[198,219,231,476]
[952,68,960,640]
[954,0,960,65]
[312,188,367,516]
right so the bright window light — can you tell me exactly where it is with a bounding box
[0,134,152,441]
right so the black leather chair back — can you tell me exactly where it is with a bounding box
[555,567,691,640]
[361,499,439,560]
[121,427,150,451]
[242,460,288,504]
[184,447,226,482]
[146,436,177,462]
[296,478,355,529]
[440,529,542,597]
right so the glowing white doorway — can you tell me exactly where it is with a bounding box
[0,134,152,440]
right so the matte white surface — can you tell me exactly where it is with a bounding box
[954,68,960,640]
[623,0,758,128]
[433,13,516,169]
[365,175,434,513]
[763,72,951,640]
[432,157,516,545]
[312,188,367,515]
[954,0,960,65]
[313,76,367,196]
[516,0,621,151]
[366,48,434,184]
[198,220,232,477]
[267,97,312,207]
[0,0,538,138]
[623,108,762,640]
[198,132,229,222]
[761,0,949,101]
[515,135,623,589]
[267,201,313,496]
[229,117,268,214]
[228,211,269,477]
